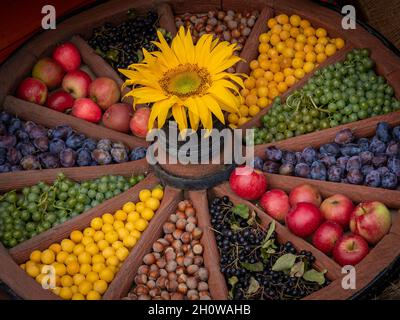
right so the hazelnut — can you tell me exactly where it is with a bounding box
[217,11,225,20]
[192,227,203,240]
[147,279,156,289]
[159,268,168,277]
[193,243,203,255]
[185,207,196,217]
[176,211,186,219]
[163,222,175,234]
[138,265,149,275]
[187,264,199,275]
[187,289,199,300]
[166,279,178,292]
[182,244,191,253]
[153,241,164,253]
[138,294,151,300]
[177,283,188,295]
[161,290,170,300]
[173,229,183,240]
[167,272,177,281]
[247,17,255,27]
[177,273,187,284]
[165,248,176,261]
[158,238,170,247]
[149,270,159,280]
[156,258,166,269]
[187,276,198,290]
[176,219,187,230]
[135,274,147,285]
[172,239,182,251]
[143,253,156,265]
[176,266,185,275]
[181,231,191,244]
[164,234,174,244]
[184,256,194,267]
[232,29,241,38]
[193,256,204,266]
[171,292,184,300]
[169,214,178,223]
[228,20,238,30]
[178,201,187,212]
[156,277,166,289]
[166,260,177,272]
[185,223,196,233]
[242,26,251,36]
[198,268,209,281]
[198,281,209,291]
[136,284,149,295]
[199,291,212,300]
[208,17,218,26]
[187,216,197,224]
[176,255,185,266]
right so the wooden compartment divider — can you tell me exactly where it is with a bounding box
[157,2,178,36]
[212,183,342,281]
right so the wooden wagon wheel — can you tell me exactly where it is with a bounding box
[0,0,400,300]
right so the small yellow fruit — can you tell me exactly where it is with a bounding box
[101,223,114,234]
[30,250,42,263]
[139,189,152,202]
[102,213,114,225]
[117,228,129,241]
[41,249,55,265]
[35,273,46,285]
[66,261,80,276]
[87,290,101,300]
[134,218,148,232]
[71,293,85,300]
[73,244,85,256]
[93,231,105,242]
[26,264,40,278]
[97,239,109,251]
[92,263,106,273]
[113,220,124,231]
[151,188,163,200]
[145,198,160,211]
[59,287,73,300]
[122,202,136,213]
[116,247,129,262]
[73,274,86,286]
[130,230,141,239]
[86,271,99,283]
[53,263,67,277]
[123,235,137,248]
[90,217,103,231]
[106,255,119,267]
[70,230,83,243]
[86,243,99,256]
[61,275,74,287]
[127,212,140,223]
[92,254,105,264]
[99,268,114,283]
[78,252,92,265]
[112,240,124,250]
[135,202,146,213]
[105,231,119,244]
[78,280,93,295]
[61,239,75,253]
[102,246,115,259]
[115,210,127,221]
[125,222,135,232]
[93,279,108,294]
[80,264,92,276]
[49,243,61,254]
[65,254,78,265]
[83,227,96,238]
[70,285,78,294]
[52,287,61,296]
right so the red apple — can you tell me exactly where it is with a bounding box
[130,107,151,138]
[31,57,64,89]
[229,166,267,200]
[71,98,102,123]
[46,91,74,112]
[259,189,290,222]
[89,77,120,110]
[62,70,92,99]
[286,202,322,238]
[320,194,354,228]
[312,221,343,254]
[52,42,81,72]
[333,234,369,266]
[349,201,391,245]
[102,103,133,133]
[16,77,48,105]
[289,184,322,207]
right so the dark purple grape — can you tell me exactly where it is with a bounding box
[369,136,386,154]
[279,163,294,175]
[92,149,112,165]
[82,138,97,151]
[130,147,147,161]
[357,138,370,152]
[337,156,349,171]
[49,139,66,155]
[319,143,340,156]
[77,148,92,166]
[0,123,6,135]
[376,122,391,143]
[60,148,77,167]
[21,155,41,170]
[8,118,22,135]
[39,153,59,169]
[28,125,47,140]
[346,156,361,171]
[372,154,387,168]
[97,139,113,151]
[251,156,264,170]
[111,147,128,163]
[10,165,22,172]
[347,169,363,185]
[319,155,336,167]
[23,121,37,134]
[340,144,361,157]
[393,126,400,141]
[17,142,36,156]
[265,146,282,161]
[365,170,381,187]
[302,147,318,164]
[361,165,374,176]
[327,165,343,182]
[388,157,400,177]
[0,112,12,124]
[282,151,296,165]
[15,129,30,142]
[359,151,373,165]
[311,161,327,181]
[262,160,280,174]
[381,172,398,189]
[335,128,354,145]
[386,141,399,157]
[0,164,11,173]
[7,147,22,165]
[0,135,17,148]
[33,136,49,152]
[377,167,389,176]
[0,148,6,165]
[66,133,86,150]
[295,151,304,164]
[51,125,73,140]
[295,163,310,178]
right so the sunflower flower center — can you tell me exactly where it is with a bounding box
[159,64,211,98]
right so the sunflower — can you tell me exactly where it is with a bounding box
[119,27,245,133]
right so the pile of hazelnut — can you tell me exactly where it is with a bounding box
[124,200,211,300]
[175,10,259,72]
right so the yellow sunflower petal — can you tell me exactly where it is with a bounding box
[172,103,188,132]
[132,87,168,104]
[202,94,225,124]
[149,98,175,130]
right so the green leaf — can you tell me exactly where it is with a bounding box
[265,221,276,242]
[261,239,276,250]
[247,277,260,296]
[228,276,238,299]
[231,223,241,232]
[303,269,326,285]
[272,253,296,272]
[232,204,249,219]
[247,211,257,226]
[290,261,305,278]
[261,247,276,262]
[240,261,264,272]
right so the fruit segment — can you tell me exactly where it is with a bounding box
[124,199,211,300]
[19,186,164,300]
[229,13,345,127]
